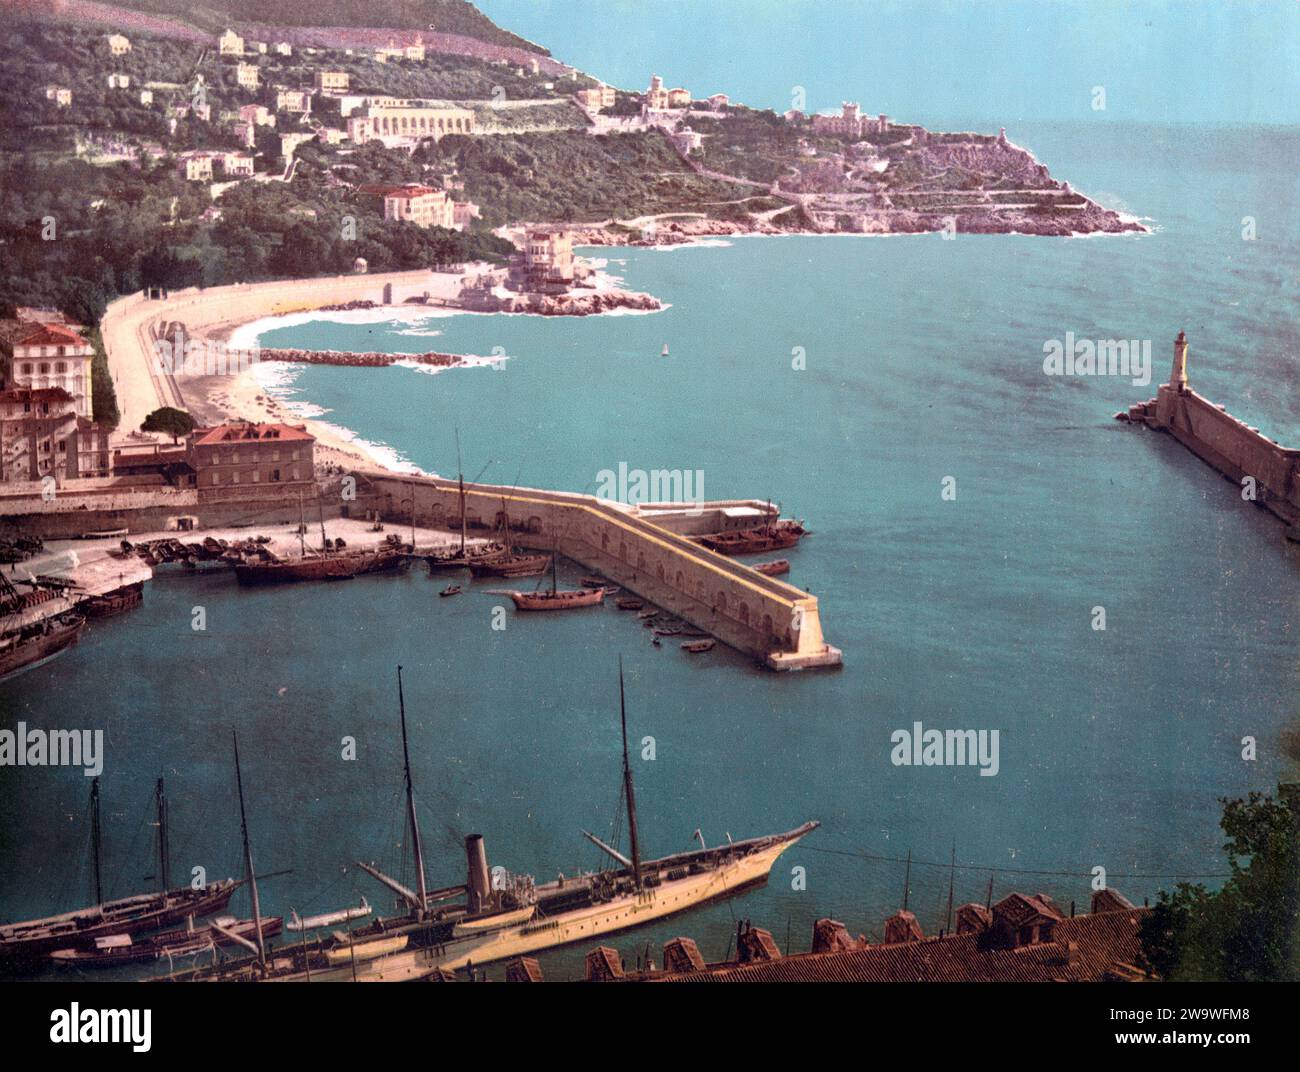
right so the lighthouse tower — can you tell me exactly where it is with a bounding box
[1170,330,1189,392]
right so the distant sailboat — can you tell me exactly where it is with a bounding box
[661,343,669,357]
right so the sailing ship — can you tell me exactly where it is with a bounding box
[506,551,605,611]
[691,511,807,555]
[49,916,282,968]
[425,469,503,570]
[465,495,549,579]
[661,343,670,357]
[234,494,398,585]
[171,665,816,982]
[0,778,241,965]
[0,612,85,682]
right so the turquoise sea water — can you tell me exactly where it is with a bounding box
[1,122,1297,979]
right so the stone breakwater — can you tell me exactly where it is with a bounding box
[260,348,468,368]
[461,290,663,315]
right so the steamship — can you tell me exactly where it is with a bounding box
[170,665,816,982]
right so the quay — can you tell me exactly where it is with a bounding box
[1119,331,1300,536]
[2,482,842,670]
[360,475,842,670]
[1,280,843,670]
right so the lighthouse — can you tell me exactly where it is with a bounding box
[1170,330,1189,392]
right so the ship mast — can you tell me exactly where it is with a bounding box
[156,777,170,893]
[455,428,467,557]
[297,491,306,557]
[398,666,429,917]
[618,657,642,889]
[90,777,103,905]
[232,730,266,968]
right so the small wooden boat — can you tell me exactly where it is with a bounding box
[81,582,144,619]
[754,559,790,576]
[507,554,604,610]
[440,584,463,598]
[467,553,550,579]
[509,587,604,611]
[287,899,372,933]
[323,933,408,965]
[580,575,611,589]
[681,639,716,654]
[616,598,644,611]
[692,523,802,555]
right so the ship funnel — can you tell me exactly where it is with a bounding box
[466,834,491,914]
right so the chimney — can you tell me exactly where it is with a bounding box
[465,834,491,914]
[585,946,625,981]
[505,956,543,982]
[662,937,706,973]
[882,909,925,944]
[811,918,858,953]
[1170,331,1189,392]
[737,922,782,962]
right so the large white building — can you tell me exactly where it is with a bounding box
[0,318,95,419]
[347,104,475,147]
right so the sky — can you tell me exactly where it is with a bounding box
[478,0,1300,127]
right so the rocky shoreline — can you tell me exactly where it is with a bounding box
[561,203,1143,248]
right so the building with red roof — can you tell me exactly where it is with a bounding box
[0,317,95,419]
[187,421,316,502]
[599,889,1150,984]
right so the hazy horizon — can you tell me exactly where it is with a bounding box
[479,0,1300,128]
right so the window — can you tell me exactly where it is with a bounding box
[272,468,280,482]
[211,473,219,485]
[232,471,240,485]
[55,362,66,373]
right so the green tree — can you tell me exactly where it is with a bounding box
[141,406,195,443]
[1140,786,1299,980]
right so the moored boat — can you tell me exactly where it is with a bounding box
[49,915,282,968]
[0,778,241,965]
[81,582,145,618]
[168,665,818,983]
[467,552,551,579]
[0,613,85,682]
[506,554,605,610]
[754,559,790,576]
[682,639,717,654]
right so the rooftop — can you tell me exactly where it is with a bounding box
[191,421,315,446]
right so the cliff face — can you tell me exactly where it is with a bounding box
[918,137,1054,188]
